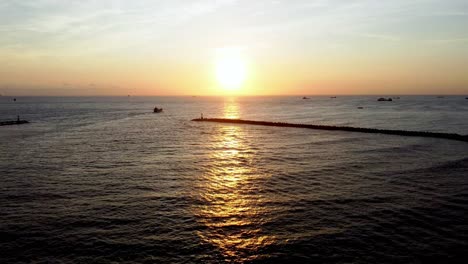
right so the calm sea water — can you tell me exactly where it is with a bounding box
[1,96,468,263]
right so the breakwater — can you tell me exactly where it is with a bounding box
[0,120,29,126]
[192,118,468,142]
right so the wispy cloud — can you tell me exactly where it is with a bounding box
[0,0,239,54]
[1,0,466,50]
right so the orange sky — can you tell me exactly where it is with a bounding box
[1,1,467,96]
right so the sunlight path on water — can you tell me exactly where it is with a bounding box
[192,99,276,262]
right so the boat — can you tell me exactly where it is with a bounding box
[357,106,364,109]
[302,96,310,99]
[330,96,337,98]
[153,107,163,113]
[377,97,392,102]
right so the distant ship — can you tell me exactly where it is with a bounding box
[377,97,392,102]
[302,96,310,99]
[153,107,163,113]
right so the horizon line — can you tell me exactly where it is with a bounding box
[1,94,468,97]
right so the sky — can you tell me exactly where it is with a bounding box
[1,0,468,96]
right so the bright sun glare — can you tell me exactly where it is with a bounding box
[215,48,247,91]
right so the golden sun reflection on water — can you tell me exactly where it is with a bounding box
[193,100,275,261]
[223,97,240,119]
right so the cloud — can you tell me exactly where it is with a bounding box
[0,0,239,54]
[1,1,467,64]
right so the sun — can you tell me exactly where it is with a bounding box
[215,48,247,91]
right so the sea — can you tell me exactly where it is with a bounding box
[1,95,467,263]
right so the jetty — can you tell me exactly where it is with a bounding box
[192,118,468,143]
[0,119,29,126]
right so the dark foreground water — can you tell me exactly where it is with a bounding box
[1,96,468,263]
